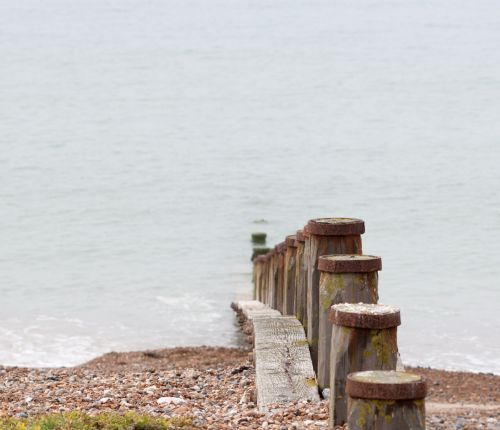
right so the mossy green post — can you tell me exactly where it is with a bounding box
[317,254,381,390]
[329,304,401,427]
[305,218,364,371]
[252,232,267,245]
[346,370,427,430]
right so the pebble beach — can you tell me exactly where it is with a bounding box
[1,346,498,429]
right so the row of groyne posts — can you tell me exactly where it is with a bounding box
[249,218,427,430]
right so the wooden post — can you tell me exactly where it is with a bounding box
[275,242,286,313]
[346,370,427,430]
[283,235,297,315]
[253,256,265,301]
[266,250,277,308]
[304,218,365,370]
[329,303,400,427]
[317,255,381,390]
[294,230,309,331]
[261,253,271,305]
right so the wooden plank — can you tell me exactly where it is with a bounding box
[231,300,281,320]
[232,300,320,411]
[253,315,320,411]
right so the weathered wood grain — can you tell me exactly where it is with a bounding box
[233,301,320,411]
[253,259,262,301]
[317,271,378,390]
[306,234,363,370]
[294,237,308,331]
[276,248,285,314]
[283,245,297,316]
[329,326,398,427]
[253,316,320,411]
[267,253,278,309]
[232,300,281,321]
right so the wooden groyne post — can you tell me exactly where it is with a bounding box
[275,242,286,314]
[253,255,264,301]
[346,370,427,429]
[304,217,365,370]
[283,235,297,315]
[316,254,381,390]
[294,229,309,331]
[329,303,400,427]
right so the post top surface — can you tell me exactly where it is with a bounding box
[329,303,401,329]
[285,235,298,247]
[346,371,427,400]
[296,229,309,242]
[274,242,287,253]
[350,370,421,384]
[318,254,381,273]
[305,217,365,236]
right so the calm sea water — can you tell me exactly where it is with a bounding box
[1,0,499,372]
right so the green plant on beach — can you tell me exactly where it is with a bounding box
[0,412,194,430]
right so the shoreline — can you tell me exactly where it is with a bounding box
[1,350,498,377]
[1,346,499,429]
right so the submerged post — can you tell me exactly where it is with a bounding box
[251,232,267,245]
[317,254,381,390]
[283,235,297,315]
[346,370,427,430]
[305,217,365,369]
[253,255,265,301]
[294,230,309,331]
[329,303,400,427]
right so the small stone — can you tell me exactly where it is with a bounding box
[321,388,330,400]
[157,396,187,405]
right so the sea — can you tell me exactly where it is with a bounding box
[1,0,499,373]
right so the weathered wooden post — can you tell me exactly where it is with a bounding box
[275,242,286,313]
[305,218,365,369]
[317,255,381,390]
[261,253,272,305]
[329,303,400,427]
[346,370,427,430]
[266,250,277,308]
[283,235,297,315]
[252,255,265,301]
[294,230,309,330]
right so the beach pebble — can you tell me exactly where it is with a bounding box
[156,396,186,405]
